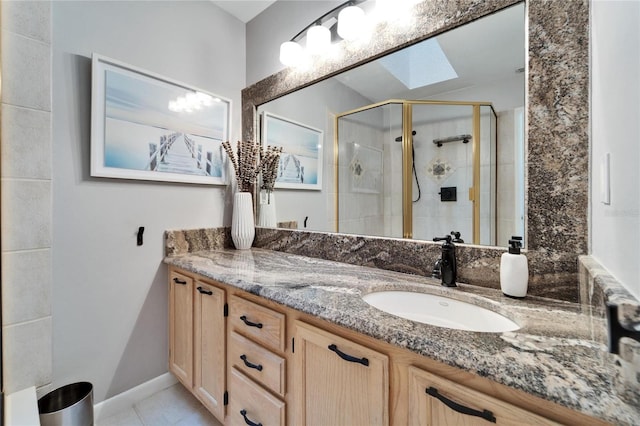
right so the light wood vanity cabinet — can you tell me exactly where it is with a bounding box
[168,271,194,387]
[168,266,605,426]
[293,321,389,426]
[408,366,559,425]
[227,295,287,426]
[168,270,226,422]
[193,280,226,420]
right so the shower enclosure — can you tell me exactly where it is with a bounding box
[335,100,497,245]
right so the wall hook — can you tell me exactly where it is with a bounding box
[137,226,145,246]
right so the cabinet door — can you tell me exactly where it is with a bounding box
[408,366,560,425]
[294,321,389,426]
[169,271,193,387]
[194,280,226,422]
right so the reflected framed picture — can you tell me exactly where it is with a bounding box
[90,54,231,185]
[261,112,323,190]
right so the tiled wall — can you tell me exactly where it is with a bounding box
[1,1,53,394]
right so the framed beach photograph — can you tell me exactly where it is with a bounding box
[90,54,231,185]
[261,112,323,190]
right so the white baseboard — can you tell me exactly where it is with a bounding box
[93,372,178,422]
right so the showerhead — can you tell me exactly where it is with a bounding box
[394,130,417,142]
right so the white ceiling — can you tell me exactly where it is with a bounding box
[211,0,276,23]
[334,3,525,103]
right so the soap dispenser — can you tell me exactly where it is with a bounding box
[500,236,528,298]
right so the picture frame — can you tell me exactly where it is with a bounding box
[261,112,323,190]
[91,54,231,185]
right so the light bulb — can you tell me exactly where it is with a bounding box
[337,5,365,41]
[306,25,331,55]
[279,41,303,66]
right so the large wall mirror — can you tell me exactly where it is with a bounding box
[256,3,524,246]
[243,0,588,258]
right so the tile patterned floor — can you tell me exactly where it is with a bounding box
[97,383,223,426]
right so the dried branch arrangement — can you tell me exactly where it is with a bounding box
[222,140,260,192]
[260,145,283,195]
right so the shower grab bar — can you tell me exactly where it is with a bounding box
[433,134,472,147]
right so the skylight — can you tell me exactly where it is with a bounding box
[379,38,458,89]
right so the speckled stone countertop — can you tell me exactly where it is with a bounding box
[164,248,638,425]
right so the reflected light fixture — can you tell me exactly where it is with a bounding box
[168,91,215,113]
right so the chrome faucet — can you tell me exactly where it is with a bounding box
[433,235,457,287]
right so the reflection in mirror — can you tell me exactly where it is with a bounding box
[336,100,498,246]
[257,2,525,247]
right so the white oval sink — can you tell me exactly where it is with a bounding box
[362,291,519,332]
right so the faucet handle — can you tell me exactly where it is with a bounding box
[451,231,464,243]
[433,235,453,243]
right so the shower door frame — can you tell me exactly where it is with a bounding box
[334,99,496,244]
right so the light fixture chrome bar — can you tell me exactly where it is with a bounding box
[433,134,472,147]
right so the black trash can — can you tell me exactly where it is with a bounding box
[38,382,93,426]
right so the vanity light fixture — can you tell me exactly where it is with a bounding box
[278,0,368,67]
[278,0,422,67]
[306,24,332,55]
[337,5,366,41]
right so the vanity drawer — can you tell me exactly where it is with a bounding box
[229,295,286,352]
[229,331,286,397]
[228,368,285,426]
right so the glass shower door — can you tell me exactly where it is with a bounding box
[409,103,475,243]
[336,103,403,238]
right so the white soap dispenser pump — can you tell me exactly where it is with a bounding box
[500,236,528,298]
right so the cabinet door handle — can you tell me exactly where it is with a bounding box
[426,387,496,423]
[240,409,262,426]
[173,277,187,285]
[240,354,263,371]
[240,315,263,329]
[327,344,369,366]
[196,286,213,295]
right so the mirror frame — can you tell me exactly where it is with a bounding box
[242,0,588,257]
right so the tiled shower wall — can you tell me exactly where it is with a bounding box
[0,1,53,394]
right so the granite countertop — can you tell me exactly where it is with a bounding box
[164,248,638,425]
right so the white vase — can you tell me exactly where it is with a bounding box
[231,192,255,250]
[257,190,277,228]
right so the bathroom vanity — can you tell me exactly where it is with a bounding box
[164,242,638,425]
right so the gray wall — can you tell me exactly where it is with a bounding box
[591,0,640,300]
[246,0,342,85]
[52,1,245,402]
